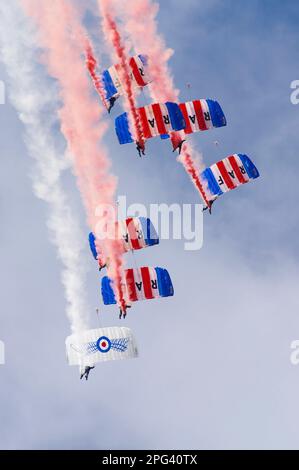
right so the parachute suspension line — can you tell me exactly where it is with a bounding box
[116,198,126,221]
[140,88,147,108]
[131,249,139,271]
[95,308,102,328]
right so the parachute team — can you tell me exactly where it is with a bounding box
[67,41,259,380]
[6,1,259,381]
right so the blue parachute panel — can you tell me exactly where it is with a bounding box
[201,168,223,197]
[139,217,159,247]
[115,113,134,144]
[101,277,117,305]
[160,134,170,140]
[239,154,260,180]
[155,267,174,298]
[139,54,148,66]
[88,232,98,260]
[101,70,118,100]
[207,99,227,128]
[165,102,186,131]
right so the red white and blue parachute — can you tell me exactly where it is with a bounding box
[201,154,260,202]
[102,266,174,305]
[179,99,226,134]
[102,54,150,109]
[115,102,186,144]
[160,99,226,147]
[89,217,159,267]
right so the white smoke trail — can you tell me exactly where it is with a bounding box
[0,0,90,334]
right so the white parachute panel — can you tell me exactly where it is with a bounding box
[66,327,138,367]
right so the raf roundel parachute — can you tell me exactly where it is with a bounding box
[179,99,226,134]
[102,266,174,305]
[66,327,138,367]
[89,217,159,263]
[201,154,260,202]
[102,54,150,104]
[115,102,186,145]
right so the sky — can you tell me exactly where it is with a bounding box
[0,0,299,450]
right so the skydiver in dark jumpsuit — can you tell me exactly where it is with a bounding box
[172,139,186,155]
[80,366,95,381]
[203,199,215,214]
[119,304,132,319]
[136,141,145,157]
[108,97,117,113]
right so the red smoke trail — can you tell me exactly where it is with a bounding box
[21,0,127,311]
[98,0,145,152]
[115,0,178,103]
[179,148,211,208]
[85,41,108,110]
[116,0,210,206]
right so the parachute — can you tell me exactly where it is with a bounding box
[101,54,150,110]
[201,154,260,202]
[115,102,186,145]
[89,217,159,268]
[159,99,226,152]
[102,266,174,305]
[66,327,138,367]
[179,99,226,134]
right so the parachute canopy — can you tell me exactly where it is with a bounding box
[102,54,150,102]
[179,99,226,134]
[102,266,174,305]
[89,217,159,261]
[201,154,259,201]
[66,327,138,367]
[115,102,186,144]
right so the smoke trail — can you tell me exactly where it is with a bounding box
[85,41,108,111]
[21,0,126,310]
[116,0,210,206]
[178,150,211,208]
[0,0,90,334]
[115,0,179,103]
[98,0,145,152]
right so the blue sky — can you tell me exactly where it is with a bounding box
[0,0,299,449]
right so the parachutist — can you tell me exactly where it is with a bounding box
[173,139,186,155]
[203,200,214,214]
[99,263,107,272]
[108,97,116,113]
[119,304,131,319]
[136,141,145,158]
[80,366,95,381]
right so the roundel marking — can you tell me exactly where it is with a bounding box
[96,336,112,353]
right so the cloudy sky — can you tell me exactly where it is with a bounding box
[0,0,299,450]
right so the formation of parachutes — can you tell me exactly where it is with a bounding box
[88,217,174,314]
[66,41,260,378]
